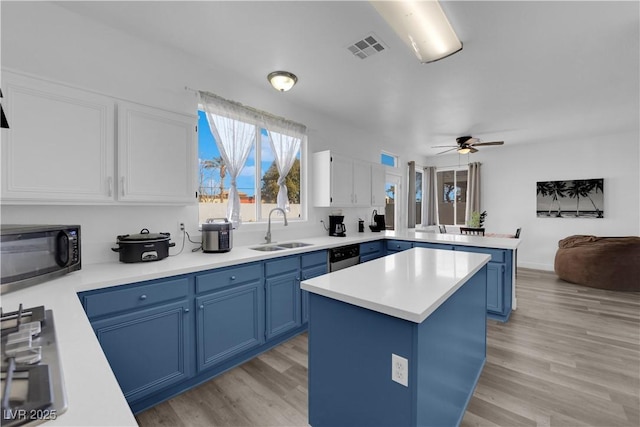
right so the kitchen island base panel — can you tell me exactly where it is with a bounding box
[308,265,487,427]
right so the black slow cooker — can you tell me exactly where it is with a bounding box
[112,228,175,263]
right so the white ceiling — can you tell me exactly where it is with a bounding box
[57,1,639,157]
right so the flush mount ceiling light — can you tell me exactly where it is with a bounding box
[267,71,298,92]
[370,0,462,63]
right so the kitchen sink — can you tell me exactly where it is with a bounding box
[250,245,285,251]
[276,242,313,249]
[250,242,313,251]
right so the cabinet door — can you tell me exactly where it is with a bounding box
[386,240,413,252]
[330,154,354,206]
[352,159,371,207]
[196,282,264,371]
[265,270,301,340]
[117,101,196,203]
[414,242,455,251]
[371,163,386,207]
[1,71,115,203]
[486,263,505,314]
[301,264,328,324]
[92,300,192,403]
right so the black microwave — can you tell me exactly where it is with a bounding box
[1,224,81,293]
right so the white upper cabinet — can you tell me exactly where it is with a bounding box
[352,159,371,207]
[1,71,115,203]
[1,71,197,205]
[117,101,196,204]
[371,163,386,207]
[312,150,376,208]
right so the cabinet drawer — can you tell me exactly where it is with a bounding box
[196,263,262,294]
[265,256,299,277]
[83,277,189,318]
[360,241,383,256]
[454,246,506,263]
[413,242,455,251]
[386,240,413,252]
[301,251,327,268]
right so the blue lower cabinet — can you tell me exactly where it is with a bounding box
[265,257,301,340]
[413,242,455,251]
[91,299,193,403]
[301,251,328,324]
[453,245,512,321]
[486,263,505,314]
[359,241,384,262]
[301,264,328,324]
[196,282,264,372]
[386,240,413,253]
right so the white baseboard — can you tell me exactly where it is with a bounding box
[519,261,554,272]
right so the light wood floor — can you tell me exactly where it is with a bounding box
[136,269,640,426]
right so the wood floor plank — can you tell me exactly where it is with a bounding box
[136,268,640,426]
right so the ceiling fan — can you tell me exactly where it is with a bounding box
[432,136,504,155]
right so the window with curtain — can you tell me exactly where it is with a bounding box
[436,168,468,226]
[198,92,305,227]
[415,169,423,225]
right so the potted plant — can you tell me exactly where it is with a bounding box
[469,210,487,228]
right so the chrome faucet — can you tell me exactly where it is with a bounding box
[265,207,288,244]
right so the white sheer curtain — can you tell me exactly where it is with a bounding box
[200,92,258,228]
[466,162,482,224]
[265,126,303,211]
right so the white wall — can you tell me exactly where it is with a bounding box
[426,132,640,270]
[1,2,410,263]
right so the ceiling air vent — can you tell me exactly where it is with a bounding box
[347,33,386,59]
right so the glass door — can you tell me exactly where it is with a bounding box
[384,173,403,230]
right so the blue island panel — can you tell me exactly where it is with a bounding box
[308,265,487,427]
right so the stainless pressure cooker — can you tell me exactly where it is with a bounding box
[201,218,233,253]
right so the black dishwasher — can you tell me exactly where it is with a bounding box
[328,244,360,272]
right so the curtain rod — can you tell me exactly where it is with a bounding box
[425,161,481,169]
[185,86,307,131]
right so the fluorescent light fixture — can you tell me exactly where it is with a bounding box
[267,71,298,92]
[370,0,462,63]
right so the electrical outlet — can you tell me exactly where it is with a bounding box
[391,354,408,387]
[178,222,185,232]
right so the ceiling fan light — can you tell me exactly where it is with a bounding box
[267,71,298,92]
[370,0,462,63]
[457,147,471,154]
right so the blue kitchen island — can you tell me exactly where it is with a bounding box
[301,247,491,427]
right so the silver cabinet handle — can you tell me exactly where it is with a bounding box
[230,275,236,280]
[107,176,113,197]
[120,176,125,197]
[140,294,147,300]
[184,308,190,313]
[199,305,204,310]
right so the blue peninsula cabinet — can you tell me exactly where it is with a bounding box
[413,242,512,322]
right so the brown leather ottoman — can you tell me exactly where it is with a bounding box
[554,235,640,291]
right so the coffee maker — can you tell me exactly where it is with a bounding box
[329,215,346,237]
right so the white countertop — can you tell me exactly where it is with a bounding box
[301,247,491,323]
[0,229,517,426]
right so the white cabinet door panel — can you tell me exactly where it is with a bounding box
[371,163,386,207]
[117,101,196,204]
[1,72,114,203]
[352,160,371,207]
[330,154,353,206]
